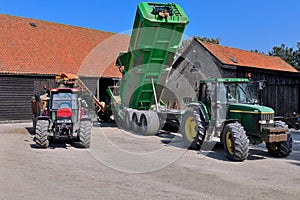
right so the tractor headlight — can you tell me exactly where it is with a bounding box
[259,120,267,124]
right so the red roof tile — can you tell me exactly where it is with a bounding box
[0,14,130,78]
[197,39,298,73]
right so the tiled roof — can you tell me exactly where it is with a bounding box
[0,14,130,78]
[196,38,298,73]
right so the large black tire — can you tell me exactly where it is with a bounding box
[180,108,206,150]
[35,120,49,148]
[139,111,160,136]
[79,120,92,148]
[266,121,292,157]
[222,122,249,161]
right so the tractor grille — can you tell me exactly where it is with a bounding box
[259,113,274,130]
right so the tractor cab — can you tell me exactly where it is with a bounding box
[199,78,257,108]
[49,88,81,139]
[50,88,79,119]
[199,78,255,126]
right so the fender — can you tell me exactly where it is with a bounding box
[33,116,51,134]
[35,116,51,123]
[187,102,210,125]
[80,116,92,122]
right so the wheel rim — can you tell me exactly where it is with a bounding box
[225,131,234,155]
[268,143,279,151]
[184,116,197,142]
[140,116,147,133]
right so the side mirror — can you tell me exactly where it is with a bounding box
[81,99,88,108]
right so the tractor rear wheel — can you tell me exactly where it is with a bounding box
[266,121,292,157]
[35,120,49,148]
[222,122,248,161]
[79,120,92,148]
[180,108,206,150]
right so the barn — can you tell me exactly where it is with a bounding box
[0,14,129,121]
[167,37,300,117]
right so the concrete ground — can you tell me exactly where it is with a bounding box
[1,122,300,200]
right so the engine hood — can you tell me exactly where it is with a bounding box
[229,104,274,114]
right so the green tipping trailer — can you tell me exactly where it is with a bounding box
[115,2,188,110]
[108,2,189,135]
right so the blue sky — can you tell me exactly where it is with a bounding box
[0,0,299,52]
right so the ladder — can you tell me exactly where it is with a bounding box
[77,78,104,112]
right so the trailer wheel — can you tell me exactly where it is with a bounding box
[139,111,160,136]
[124,111,131,130]
[132,113,139,132]
[180,108,206,150]
[140,114,147,134]
[266,121,292,157]
[79,120,92,148]
[35,120,49,148]
[222,122,248,161]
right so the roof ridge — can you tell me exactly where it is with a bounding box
[0,13,117,35]
[198,39,269,57]
[194,37,298,73]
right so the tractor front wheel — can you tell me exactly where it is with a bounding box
[266,121,292,157]
[222,122,249,161]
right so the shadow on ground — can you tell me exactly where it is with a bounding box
[157,130,277,162]
[25,126,86,149]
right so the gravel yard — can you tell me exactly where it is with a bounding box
[1,122,300,200]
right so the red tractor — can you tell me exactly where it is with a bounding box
[33,75,92,148]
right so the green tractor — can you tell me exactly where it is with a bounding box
[180,78,293,161]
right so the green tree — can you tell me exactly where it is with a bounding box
[194,36,220,44]
[250,49,266,54]
[294,42,300,71]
